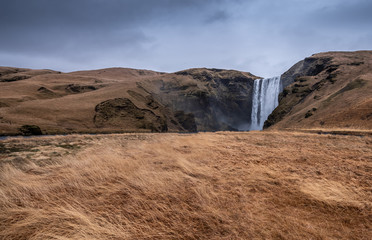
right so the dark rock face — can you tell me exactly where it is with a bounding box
[174,111,197,132]
[65,84,98,93]
[127,90,160,110]
[264,55,336,129]
[93,98,168,132]
[126,90,195,132]
[19,125,42,136]
[0,75,30,82]
[0,67,58,82]
[264,51,372,130]
[280,56,332,89]
[140,68,259,131]
[0,102,9,108]
[37,87,59,98]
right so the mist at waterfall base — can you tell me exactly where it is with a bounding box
[250,76,281,130]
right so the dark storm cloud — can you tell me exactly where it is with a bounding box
[0,0,213,27]
[205,10,230,24]
[0,0,219,51]
[0,0,371,76]
[0,0,236,68]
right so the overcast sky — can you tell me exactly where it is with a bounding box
[1,0,371,77]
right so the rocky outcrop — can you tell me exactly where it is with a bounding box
[65,84,98,93]
[19,125,42,136]
[173,111,197,133]
[93,98,168,132]
[265,51,372,130]
[140,68,260,131]
[37,87,59,99]
[126,90,197,132]
[94,68,262,132]
[280,56,332,88]
[0,67,59,82]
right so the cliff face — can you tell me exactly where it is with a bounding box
[280,56,333,88]
[265,51,372,130]
[139,68,259,131]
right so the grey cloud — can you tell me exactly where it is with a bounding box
[0,0,226,53]
[0,0,226,29]
[0,1,222,61]
[0,0,371,76]
[205,10,230,24]
[312,0,372,28]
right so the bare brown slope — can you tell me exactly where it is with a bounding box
[0,67,59,83]
[265,51,372,130]
[0,67,187,135]
[1,132,371,239]
[0,67,259,135]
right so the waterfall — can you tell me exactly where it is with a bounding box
[250,76,281,130]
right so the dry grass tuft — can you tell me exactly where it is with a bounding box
[0,132,371,239]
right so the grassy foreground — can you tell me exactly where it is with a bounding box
[0,131,371,239]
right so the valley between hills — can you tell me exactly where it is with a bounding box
[0,51,371,239]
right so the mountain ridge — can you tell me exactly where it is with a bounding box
[265,51,372,130]
[1,50,371,135]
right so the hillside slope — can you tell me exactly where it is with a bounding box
[0,67,259,135]
[1,50,371,135]
[0,67,176,135]
[265,51,372,130]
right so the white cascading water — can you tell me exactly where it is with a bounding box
[250,76,281,130]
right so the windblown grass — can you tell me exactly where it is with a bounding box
[0,132,371,239]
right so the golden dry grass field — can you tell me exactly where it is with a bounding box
[0,131,371,239]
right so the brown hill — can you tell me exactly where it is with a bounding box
[1,50,371,135]
[265,51,372,130]
[0,67,170,135]
[0,66,259,135]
